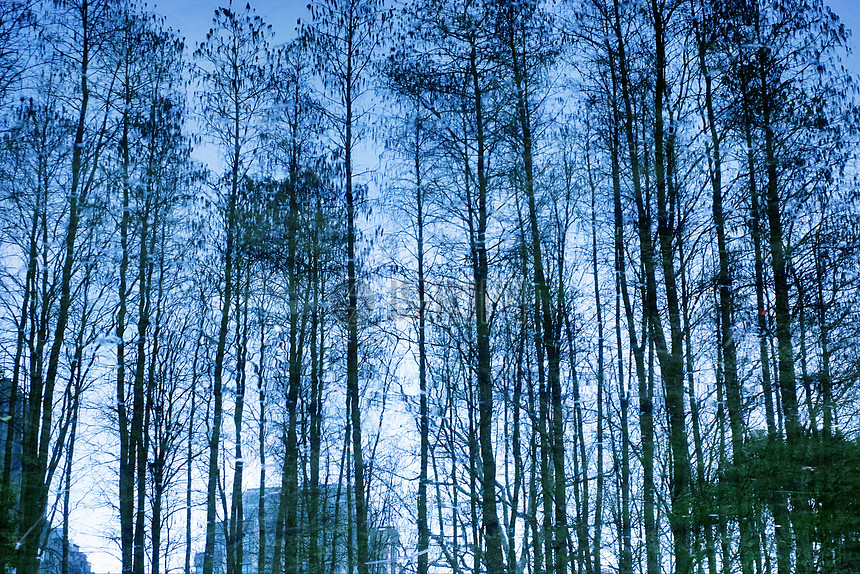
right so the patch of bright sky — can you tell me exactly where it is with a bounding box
[155,0,307,47]
[825,0,860,85]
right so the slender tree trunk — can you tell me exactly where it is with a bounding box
[467,371,482,574]
[327,422,349,574]
[760,55,799,442]
[2,192,35,497]
[230,270,250,574]
[563,311,588,574]
[712,325,732,574]
[527,370,543,574]
[257,290,268,574]
[308,225,323,574]
[752,20,811,568]
[506,13,567,572]
[62,363,82,574]
[203,129,238,574]
[186,289,204,574]
[680,239,714,574]
[691,6,756,569]
[507,277,526,574]
[649,4,693,571]
[152,460,164,574]
[745,118,777,440]
[273,426,289,574]
[466,34,504,574]
[615,258,632,574]
[285,151,303,574]
[536,291,553,574]
[584,138,605,574]
[342,32,370,574]
[346,412,355,574]
[607,13,656,570]
[131,197,151,574]
[814,241,833,436]
[414,111,431,574]
[117,19,136,571]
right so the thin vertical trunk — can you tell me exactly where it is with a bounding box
[649,3,692,571]
[757,20,808,568]
[344,24,370,573]
[186,289,204,574]
[814,241,833,436]
[230,270,250,574]
[536,292,553,573]
[203,109,238,574]
[117,19,135,572]
[680,241,713,574]
[132,198,150,574]
[587,140,605,574]
[2,195,35,496]
[615,260,632,574]
[760,53,799,442]
[346,412,355,574]
[415,111,430,574]
[564,312,588,574]
[285,152,303,574]
[467,33,504,574]
[607,11,656,569]
[507,285,525,574]
[149,221,167,574]
[197,8,272,574]
[272,426,289,574]
[527,367,543,574]
[712,322,731,574]
[2,178,38,494]
[62,361,82,574]
[506,11,567,572]
[152,461,164,574]
[745,122,777,440]
[799,302,815,434]
[308,218,323,574]
[448,368,461,573]
[257,287,268,574]
[691,3,756,568]
[327,419,349,574]
[468,371,482,574]
[741,47,789,572]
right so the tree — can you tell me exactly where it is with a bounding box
[305,1,385,571]
[194,5,275,574]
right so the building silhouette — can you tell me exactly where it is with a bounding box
[195,484,399,574]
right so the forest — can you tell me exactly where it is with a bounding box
[1,0,859,573]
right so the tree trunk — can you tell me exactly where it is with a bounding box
[186,289,204,574]
[415,111,430,574]
[230,271,250,574]
[649,4,693,571]
[467,31,504,574]
[285,147,303,574]
[308,213,324,574]
[257,291,268,574]
[203,129,237,574]
[608,10,657,570]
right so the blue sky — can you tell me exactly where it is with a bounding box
[155,0,307,47]
[155,0,860,90]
